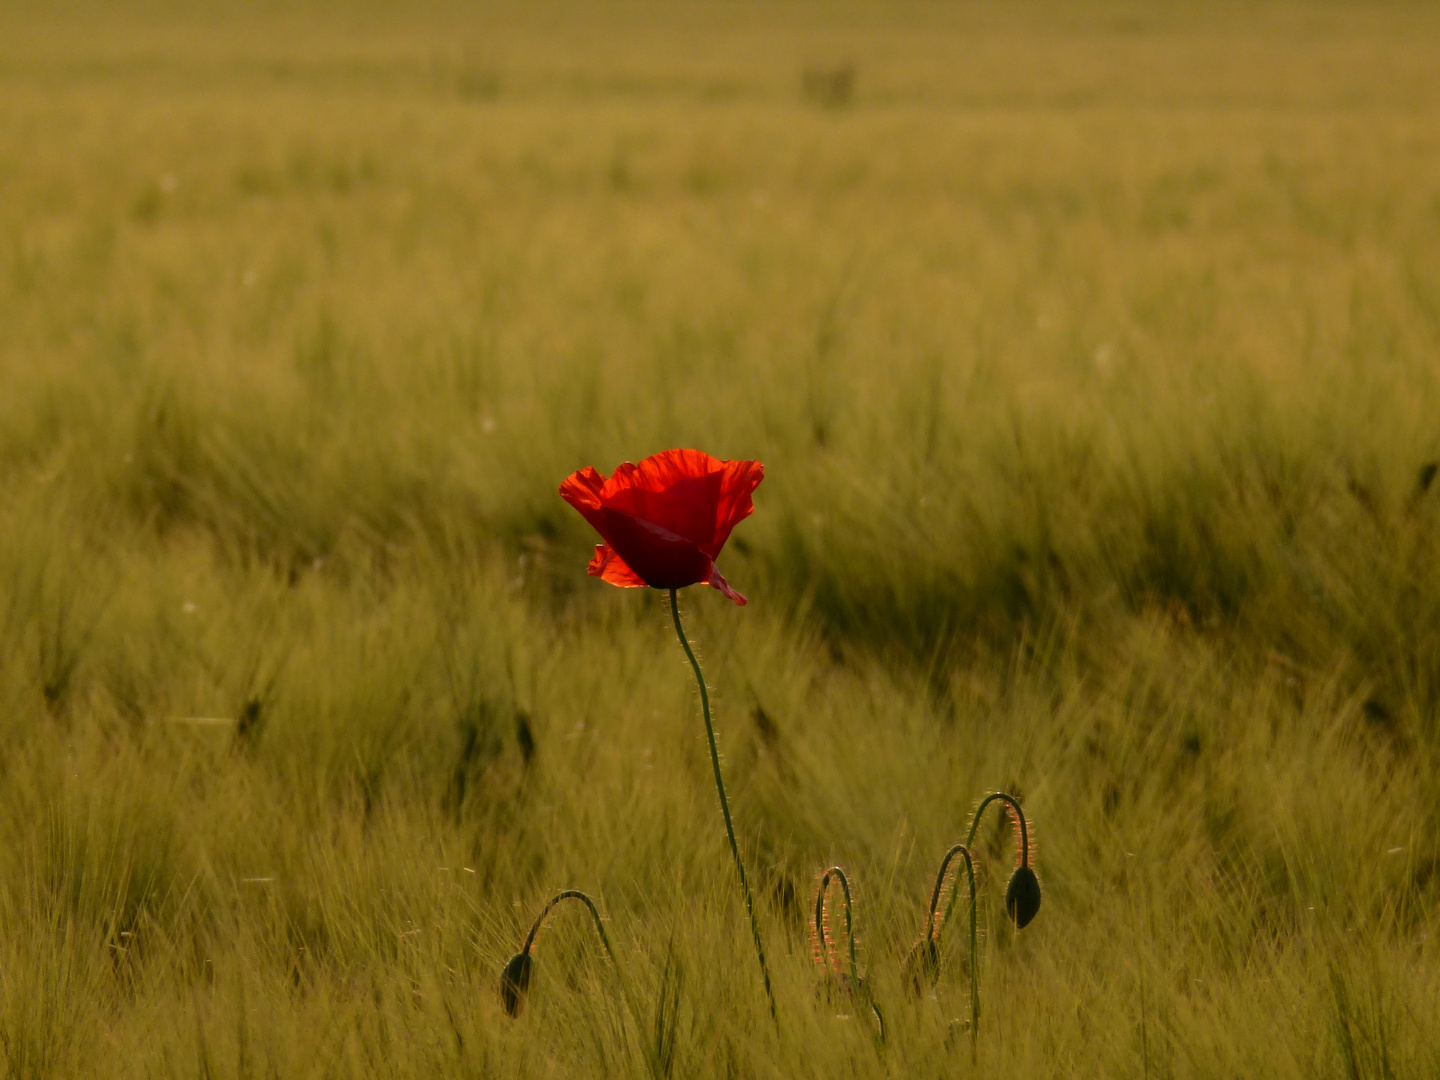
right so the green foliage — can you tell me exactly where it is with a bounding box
[2,0,1440,1074]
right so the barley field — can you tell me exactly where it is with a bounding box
[3,1,1440,1075]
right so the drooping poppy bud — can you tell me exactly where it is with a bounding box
[1005,866,1042,929]
[500,952,533,1018]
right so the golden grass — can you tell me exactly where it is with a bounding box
[2,1,1440,1075]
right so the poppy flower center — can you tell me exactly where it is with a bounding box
[598,509,713,589]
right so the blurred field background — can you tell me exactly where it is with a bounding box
[3,0,1440,1075]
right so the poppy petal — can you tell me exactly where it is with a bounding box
[601,449,719,502]
[603,450,729,548]
[559,466,610,535]
[706,564,747,606]
[587,544,647,588]
[561,450,763,598]
[595,508,713,589]
[707,458,765,558]
[602,449,761,557]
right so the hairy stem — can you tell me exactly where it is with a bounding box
[669,588,777,1021]
[509,889,632,1029]
[816,867,859,986]
[817,866,885,1042]
[522,889,616,962]
[928,845,978,1048]
[941,793,1031,975]
[965,791,1030,865]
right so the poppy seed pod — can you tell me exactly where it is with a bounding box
[500,952,533,1018]
[1005,866,1042,929]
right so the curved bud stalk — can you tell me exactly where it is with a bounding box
[914,845,977,1024]
[501,889,620,1019]
[963,791,1041,930]
[810,866,885,1044]
[920,793,1040,1057]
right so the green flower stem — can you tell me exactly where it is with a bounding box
[927,845,978,1046]
[508,889,631,1026]
[816,866,885,1043]
[669,588,776,1022]
[815,867,859,987]
[522,889,616,963]
[965,791,1030,865]
[941,792,1032,949]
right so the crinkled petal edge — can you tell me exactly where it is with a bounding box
[587,544,648,588]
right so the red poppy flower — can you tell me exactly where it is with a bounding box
[559,449,764,605]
